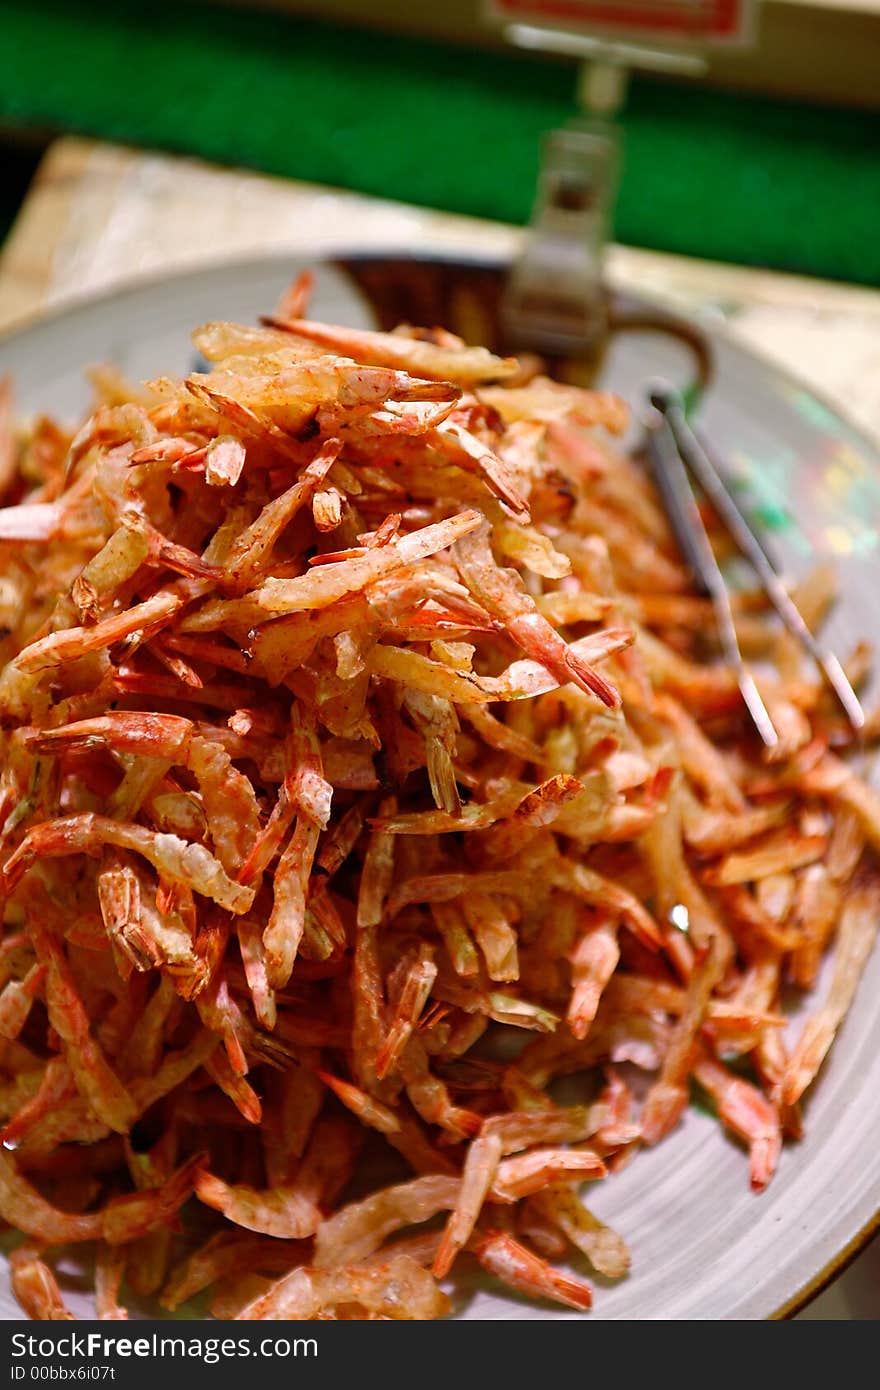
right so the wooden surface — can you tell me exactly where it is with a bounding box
[2,137,879,448]
[1,136,880,1318]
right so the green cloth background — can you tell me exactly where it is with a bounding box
[1,0,879,285]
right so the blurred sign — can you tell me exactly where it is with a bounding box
[486,0,751,44]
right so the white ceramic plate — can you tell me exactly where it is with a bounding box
[1,256,879,1321]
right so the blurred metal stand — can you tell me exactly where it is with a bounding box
[500,21,707,361]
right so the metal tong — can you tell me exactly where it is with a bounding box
[644,382,865,748]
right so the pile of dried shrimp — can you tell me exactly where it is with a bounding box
[0,277,877,1321]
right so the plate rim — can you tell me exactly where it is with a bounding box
[2,248,878,468]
